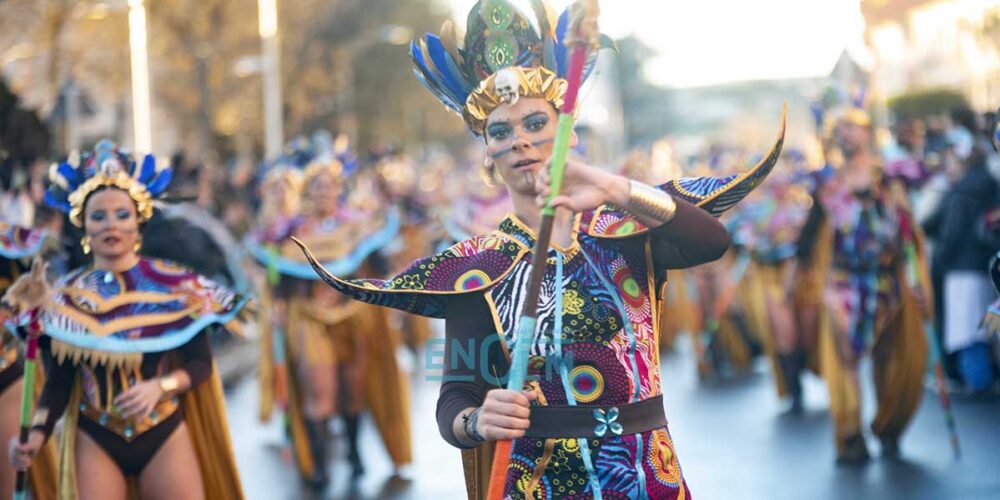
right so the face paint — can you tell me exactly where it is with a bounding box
[489,137,555,160]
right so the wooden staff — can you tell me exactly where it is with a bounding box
[2,259,51,500]
[12,311,39,500]
[486,2,601,498]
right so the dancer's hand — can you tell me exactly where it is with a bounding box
[114,379,165,420]
[8,430,44,471]
[534,158,630,214]
[476,389,537,441]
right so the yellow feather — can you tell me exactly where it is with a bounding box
[440,20,465,65]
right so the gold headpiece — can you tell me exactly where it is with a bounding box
[67,172,154,227]
[301,160,345,193]
[463,67,567,135]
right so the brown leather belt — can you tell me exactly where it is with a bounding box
[525,395,667,439]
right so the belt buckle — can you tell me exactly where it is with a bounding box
[593,406,623,437]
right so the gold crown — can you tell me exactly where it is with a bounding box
[66,172,154,227]
[301,160,345,192]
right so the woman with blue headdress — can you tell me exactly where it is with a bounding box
[5,140,248,499]
[248,134,411,489]
[293,1,786,497]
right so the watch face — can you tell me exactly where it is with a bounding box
[993,107,1000,153]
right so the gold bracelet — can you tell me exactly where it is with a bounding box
[30,409,49,428]
[158,375,180,394]
[626,180,677,223]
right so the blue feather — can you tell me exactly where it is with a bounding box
[411,45,462,113]
[147,169,173,195]
[43,191,71,212]
[425,35,472,98]
[418,39,465,107]
[555,9,570,77]
[138,155,156,183]
[57,162,82,189]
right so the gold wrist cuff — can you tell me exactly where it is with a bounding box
[30,409,49,428]
[626,180,677,223]
[158,375,180,394]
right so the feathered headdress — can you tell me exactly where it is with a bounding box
[813,85,870,138]
[259,136,310,193]
[411,0,614,135]
[301,131,359,190]
[44,140,171,227]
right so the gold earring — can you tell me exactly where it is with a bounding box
[133,237,143,253]
[81,236,91,255]
[480,163,498,187]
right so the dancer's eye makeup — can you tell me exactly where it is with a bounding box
[487,123,513,140]
[523,113,549,132]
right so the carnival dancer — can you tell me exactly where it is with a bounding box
[250,146,305,426]
[4,141,248,499]
[0,223,56,500]
[796,109,931,463]
[729,170,812,412]
[248,136,411,489]
[293,1,785,497]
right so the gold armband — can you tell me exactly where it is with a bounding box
[30,409,49,428]
[626,180,677,223]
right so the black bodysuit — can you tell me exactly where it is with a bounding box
[34,333,212,476]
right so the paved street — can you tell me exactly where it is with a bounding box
[226,335,1000,500]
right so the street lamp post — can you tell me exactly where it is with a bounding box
[258,0,283,159]
[128,0,153,153]
[64,79,80,154]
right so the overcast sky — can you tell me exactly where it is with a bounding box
[445,0,869,88]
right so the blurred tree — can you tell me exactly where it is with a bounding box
[0,0,130,151]
[279,0,465,153]
[147,0,261,164]
[888,89,970,120]
[1,0,465,162]
[0,77,51,182]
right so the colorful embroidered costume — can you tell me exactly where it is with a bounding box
[797,167,930,458]
[10,141,248,498]
[249,137,411,485]
[297,132,786,499]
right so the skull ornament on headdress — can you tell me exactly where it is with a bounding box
[493,68,521,106]
[411,0,614,135]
